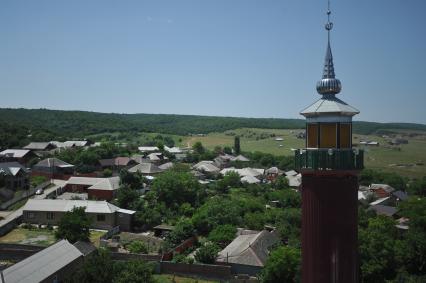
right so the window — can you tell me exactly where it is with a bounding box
[97,214,106,222]
[46,212,54,220]
[307,124,318,148]
[320,123,337,148]
[340,123,351,148]
[27,212,35,219]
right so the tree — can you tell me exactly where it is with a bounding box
[408,177,426,197]
[102,168,112,177]
[165,218,194,248]
[359,216,399,282]
[195,242,220,264]
[70,248,114,283]
[208,224,237,248]
[192,197,242,234]
[261,246,301,283]
[116,185,139,209]
[234,136,241,155]
[396,197,426,275]
[119,170,144,190]
[112,260,156,283]
[151,171,201,209]
[192,141,205,155]
[55,206,91,243]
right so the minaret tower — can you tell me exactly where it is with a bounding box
[295,1,364,282]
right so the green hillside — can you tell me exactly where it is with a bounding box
[1,108,425,149]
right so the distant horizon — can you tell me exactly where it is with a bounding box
[2,107,425,126]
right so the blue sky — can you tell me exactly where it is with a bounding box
[0,0,425,123]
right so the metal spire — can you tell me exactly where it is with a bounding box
[316,0,341,96]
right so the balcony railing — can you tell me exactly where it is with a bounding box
[294,148,364,171]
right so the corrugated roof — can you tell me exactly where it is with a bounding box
[128,163,163,174]
[22,199,122,214]
[2,240,83,283]
[216,230,280,267]
[0,162,29,176]
[23,142,53,150]
[241,175,261,184]
[0,149,31,158]
[66,177,119,191]
[35,158,74,168]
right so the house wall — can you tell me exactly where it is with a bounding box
[64,184,90,193]
[22,210,116,230]
[88,189,114,201]
[116,212,133,231]
[4,174,29,190]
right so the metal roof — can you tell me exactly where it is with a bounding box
[22,199,122,214]
[35,158,74,168]
[66,176,119,191]
[128,163,163,174]
[0,162,29,176]
[216,230,280,267]
[241,175,261,184]
[300,95,359,117]
[0,149,31,158]
[23,142,54,150]
[2,240,83,283]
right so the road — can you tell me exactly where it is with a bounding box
[0,179,66,234]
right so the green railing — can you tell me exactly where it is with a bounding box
[294,148,364,171]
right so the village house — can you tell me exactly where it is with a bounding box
[0,149,36,166]
[193,161,221,176]
[64,176,120,201]
[22,199,135,231]
[23,141,57,152]
[137,146,159,153]
[128,163,164,176]
[98,157,137,171]
[370,183,396,198]
[32,158,75,180]
[216,229,280,276]
[0,162,30,190]
[1,240,96,283]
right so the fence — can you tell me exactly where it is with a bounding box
[111,252,162,262]
[162,236,197,261]
[0,243,44,261]
[0,181,51,210]
[159,261,232,280]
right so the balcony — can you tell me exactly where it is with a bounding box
[294,148,364,171]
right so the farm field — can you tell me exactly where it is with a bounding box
[184,128,426,179]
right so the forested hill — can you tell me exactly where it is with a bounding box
[1,108,425,142]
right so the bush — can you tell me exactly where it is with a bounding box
[194,242,220,264]
[127,241,148,254]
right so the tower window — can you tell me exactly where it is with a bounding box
[320,123,337,148]
[307,124,318,148]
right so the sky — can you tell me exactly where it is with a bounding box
[0,0,425,124]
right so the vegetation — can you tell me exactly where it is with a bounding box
[194,242,220,264]
[70,248,156,283]
[55,206,91,243]
[126,240,149,254]
[261,246,301,283]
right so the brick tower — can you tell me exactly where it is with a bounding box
[295,2,364,282]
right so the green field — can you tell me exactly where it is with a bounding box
[0,228,56,246]
[184,128,426,179]
[154,274,218,283]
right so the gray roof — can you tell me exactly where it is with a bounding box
[0,149,31,158]
[369,205,397,217]
[0,162,29,176]
[66,176,119,191]
[34,158,74,168]
[216,230,280,267]
[73,241,96,256]
[23,142,54,150]
[2,240,83,283]
[128,163,163,174]
[300,95,359,117]
[22,199,128,214]
[241,175,261,184]
[392,190,409,201]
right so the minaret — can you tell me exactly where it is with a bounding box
[296,1,364,282]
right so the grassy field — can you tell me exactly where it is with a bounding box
[0,228,56,246]
[154,274,218,283]
[184,128,426,179]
